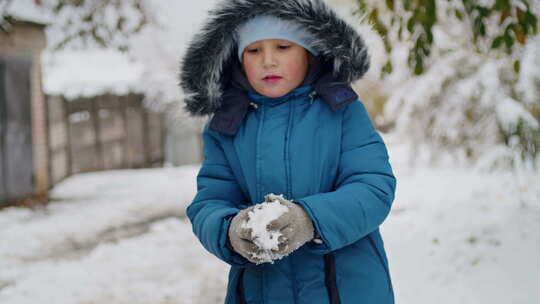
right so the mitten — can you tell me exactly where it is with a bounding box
[264,193,314,256]
[228,206,265,263]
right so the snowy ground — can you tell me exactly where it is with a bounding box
[0,142,539,304]
[383,152,540,304]
[0,166,228,304]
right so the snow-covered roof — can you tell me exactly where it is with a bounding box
[42,48,145,100]
[3,0,52,25]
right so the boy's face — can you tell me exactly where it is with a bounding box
[242,39,309,98]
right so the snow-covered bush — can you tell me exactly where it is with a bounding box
[384,42,539,169]
[352,0,540,169]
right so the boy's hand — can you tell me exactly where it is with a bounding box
[264,193,315,256]
[228,207,265,263]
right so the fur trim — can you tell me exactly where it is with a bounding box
[179,0,370,116]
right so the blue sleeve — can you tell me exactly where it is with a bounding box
[295,100,396,254]
[186,122,250,266]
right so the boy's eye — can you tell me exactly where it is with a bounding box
[278,45,291,50]
[246,48,259,53]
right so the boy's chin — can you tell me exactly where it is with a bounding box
[254,86,294,98]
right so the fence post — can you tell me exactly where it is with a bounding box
[62,97,73,176]
[90,97,104,170]
[141,100,150,166]
[122,96,130,168]
[160,112,166,165]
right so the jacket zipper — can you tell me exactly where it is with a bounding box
[255,104,265,203]
[255,104,267,304]
[242,94,311,304]
[285,99,299,304]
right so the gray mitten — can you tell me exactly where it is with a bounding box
[228,207,265,263]
[264,193,314,256]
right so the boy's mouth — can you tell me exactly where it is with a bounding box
[263,75,283,83]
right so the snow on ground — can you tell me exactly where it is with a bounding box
[384,136,540,304]
[0,165,228,304]
[0,142,539,303]
[384,167,540,304]
[0,218,227,304]
[0,165,197,263]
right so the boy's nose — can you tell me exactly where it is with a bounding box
[262,50,277,68]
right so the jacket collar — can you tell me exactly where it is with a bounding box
[209,69,357,135]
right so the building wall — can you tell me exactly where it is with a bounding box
[0,21,46,56]
[0,21,49,198]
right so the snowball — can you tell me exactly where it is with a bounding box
[242,196,290,264]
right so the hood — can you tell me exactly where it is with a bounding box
[179,0,371,117]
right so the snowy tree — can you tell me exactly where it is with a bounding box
[355,0,540,169]
[357,0,538,75]
[1,0,152,52]
[127,0,218,136]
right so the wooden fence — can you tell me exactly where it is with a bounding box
[47,93,165,185]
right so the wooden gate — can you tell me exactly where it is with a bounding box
[0,55,34,203]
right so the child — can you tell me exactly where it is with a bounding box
[180,0,396,303]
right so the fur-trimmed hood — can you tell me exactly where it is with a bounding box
[179,0,370,117]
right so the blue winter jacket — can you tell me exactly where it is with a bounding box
[186,84,396,303]
[180,1,397,303]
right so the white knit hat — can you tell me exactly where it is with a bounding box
[236,15,319,61]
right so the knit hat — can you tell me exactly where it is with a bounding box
[236,15,319,62]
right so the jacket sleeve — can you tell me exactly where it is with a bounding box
[295,100,396,254]
[186,122,250,266]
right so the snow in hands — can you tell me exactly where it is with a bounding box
[242,194,290,264]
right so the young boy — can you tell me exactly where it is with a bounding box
[180,1,396,303]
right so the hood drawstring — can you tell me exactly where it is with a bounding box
[309,91,317,105]
[250,102,259,109]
